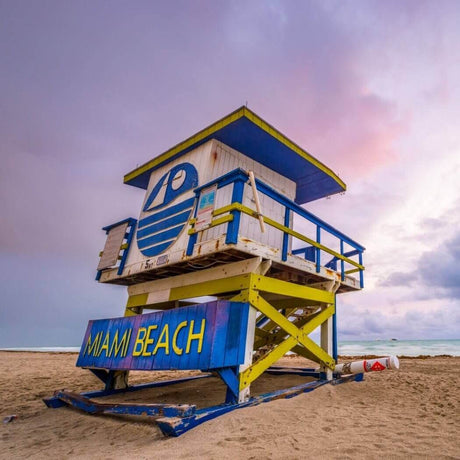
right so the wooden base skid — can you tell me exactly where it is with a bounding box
[43,371,364,437]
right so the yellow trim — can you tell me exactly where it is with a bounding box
[123,106,346,192]
[169,274,252,301]
[187,214,233,235]
[239,205,364,270]
[229,290,250,302]
[126,293,148,308]
[241,107,346,191]
[253,273,335,304]
[254,309,317,349]
[124,107,245,184]
[240,303,335,389]
[201,202,364,271]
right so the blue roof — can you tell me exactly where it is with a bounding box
[124,107,346,204]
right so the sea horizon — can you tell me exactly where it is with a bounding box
[1,339,459,357]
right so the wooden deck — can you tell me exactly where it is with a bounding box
[98,235,361,294]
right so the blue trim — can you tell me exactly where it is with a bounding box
[136,210,191,239]
[141,241,173,257]
[225,178,245,245]
[102,217,136,233]
[216,367,240,403]
[186,192,199,256]
[359,252,364,288]
[254,177,364,251]
[137,225,183,250]
[282,208,290,261]
[142,163,198,213]
[185,168,364,287]
[43,374,212,409]
[292,247,315,262]
[118,219,136,276]
[45,370,363,437]
[96,217,137,280]
[124,108,346,204]
[194,168,248,194]
[325,249,359,270]
[316,226,321,273]
[138,197,195,229]
[50,390,196,418]
[340,240,345,281]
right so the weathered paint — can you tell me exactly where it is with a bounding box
[76,301,250,371]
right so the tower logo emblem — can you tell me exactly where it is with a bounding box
[136,163,198,257]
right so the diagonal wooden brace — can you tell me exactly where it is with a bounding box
[240,296,335,390]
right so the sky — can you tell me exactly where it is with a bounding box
[1,0,459,347]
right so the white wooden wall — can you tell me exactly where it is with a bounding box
[124,139,296,268]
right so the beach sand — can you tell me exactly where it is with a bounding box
[0,352,458,459]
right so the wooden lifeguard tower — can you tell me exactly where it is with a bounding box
[44,107,366,435]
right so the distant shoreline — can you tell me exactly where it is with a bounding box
[0,350,457,360]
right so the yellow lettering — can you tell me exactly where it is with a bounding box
[83,332,101,356]
[98,331,110,357]
[186,319,206,354]
[152,324,169,355]
[122,328,132,357]
[172,321,187,355]
[110,329,131,358]
[142,325,158,356]
[133,327,147,356]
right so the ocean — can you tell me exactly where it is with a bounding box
[1,340,459,356]
[338,339,460,357]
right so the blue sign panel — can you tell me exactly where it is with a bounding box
[76,301,249,371]
[136,163,198,257]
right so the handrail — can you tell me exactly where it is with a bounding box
[187,169,365,288]
[194,168,365,251]
[190,202,364,270]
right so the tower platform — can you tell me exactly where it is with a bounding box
[45,107,367,436]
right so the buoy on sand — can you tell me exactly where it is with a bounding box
[334,356,399,375]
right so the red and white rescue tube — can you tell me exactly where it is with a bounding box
[334,356,399,375]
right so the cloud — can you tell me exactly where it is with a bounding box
[0,0,459,347]
[418,233,460,298]
[377,232,460,299]
[338,299,460,340]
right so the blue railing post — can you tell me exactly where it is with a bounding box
[225,178,245,245]
[316,226,321,273]
[282,208,290,261]
[359,252,364,288]
[186,192,200,256]
[117,218,137,275]
[340,240,345,281]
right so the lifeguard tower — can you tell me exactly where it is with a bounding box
[45,107,370,436]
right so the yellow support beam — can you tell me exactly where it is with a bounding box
[240,303,335,390]
[188,214,233,235]
[251,274,334,304]
[126,293,148,308]
[254,310,321,349]
[169,274,252,301]
[199,202,364,271]
[229,290,250,302]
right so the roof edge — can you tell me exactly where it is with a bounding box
[123,106,346,193]
[123,106,246,185]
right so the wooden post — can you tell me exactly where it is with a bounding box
[238,305,257,402]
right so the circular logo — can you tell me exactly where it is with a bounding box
[136,163,198,257]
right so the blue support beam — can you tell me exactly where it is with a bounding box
[282,208,291,261]
[225,178,245,245]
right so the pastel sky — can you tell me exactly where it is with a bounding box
[1,0,459,346]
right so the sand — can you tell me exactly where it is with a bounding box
[0,352,458,459]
